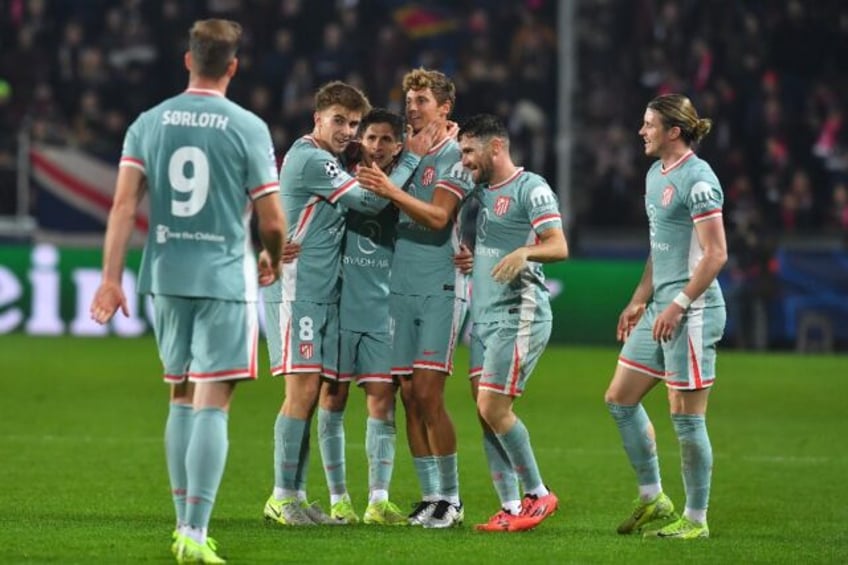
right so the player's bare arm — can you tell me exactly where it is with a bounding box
[652,217,727,342]
[254,193,287,287]
[90,166,147,324]
[491,226,568,283]
[617,259,653,342]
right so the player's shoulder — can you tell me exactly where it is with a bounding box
[680,154,720,189]
[432,137,460,163]
[647,159,663,177]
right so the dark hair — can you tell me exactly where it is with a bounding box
[647,93,712,145]
[189,19,242,78]
[359,108,404,140]
[458,113,509,142]
[314,80,371,114]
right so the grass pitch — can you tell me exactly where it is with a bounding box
[1,334,846,563]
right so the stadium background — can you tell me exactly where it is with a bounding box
[1,2,847,563]
[1,0,847,350]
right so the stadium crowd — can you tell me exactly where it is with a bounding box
[2,0,846,242]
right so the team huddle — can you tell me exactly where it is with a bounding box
[90,18,728,564]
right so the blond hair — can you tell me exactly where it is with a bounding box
[402,68,456,114]
[189,19,242,78]
[647,93,712,145]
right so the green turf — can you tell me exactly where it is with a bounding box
[1,335,846,563]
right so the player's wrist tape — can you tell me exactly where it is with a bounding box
[673,292,692,309]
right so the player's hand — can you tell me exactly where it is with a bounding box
[357,162,396,197]
[454,243,473,274]
[491,248,528,283]
[616,302,646,342]
[405,122,439,156]
[652,303,685,342]
[258,249,282,286]
[282,241,301,264]
[89,280,128,324]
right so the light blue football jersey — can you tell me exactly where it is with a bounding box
[644,151,725,308]
[120,88,279,302]
[391,137,475,298]
[339,198,397,334]
[470,168,562,323]
[263,135,420,304]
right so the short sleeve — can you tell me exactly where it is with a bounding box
[435,159,475,201]
[522,183,562,234]
[245,119,280,200]
[119,115,146,174]
[687,176,723,223]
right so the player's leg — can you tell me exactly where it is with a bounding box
[468,322,520,531]
[476,320,557,532]
[606,305,678,534]
[264,300,324,525]
[415,295,465,528]
[644,307,724,540]
[316,305,358,524]
[391,293,439,523]
[175,298,256,561]
[357,330,406,525]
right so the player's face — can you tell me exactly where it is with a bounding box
[639,108,671,158]
[314,104,362,155]
[405,88,449,133]
[460,135,494,185]
[360,122,402,171]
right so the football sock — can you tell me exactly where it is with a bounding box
[607,402,661,498]
[296,417,311,492]
[482,430,520,506]
[274,414,306,492]
[318,408,347,497]
[412,456,440,501]
[672,413,712,516]
[435,453,460,505]
[165,402,193,527]
[185,408,229,531]
[497,418,544,494]
[366,417,396,496]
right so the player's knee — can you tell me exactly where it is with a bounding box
[477,397,509,431]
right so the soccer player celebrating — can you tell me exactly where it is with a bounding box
[90,19,286,563]
[357,68,475,528]
[455,114,567,532]
[261,82,433,526]
[605,93,727,539]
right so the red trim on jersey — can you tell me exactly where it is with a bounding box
[435,180,465,200]
[281,320,291,373]
[469,367,483,378]
[303,135,319,147]
[667,377,714,389]
[487,167,524,190]
[250,181,280,198]
[660,150,694,175]
[32,150,149,232]
[164,373,184,382]
[185,88,224,97]
[293,198,318,240]
[328,177,357,203]
[391,366,413,375]
[427,136,452,155]
[617,356,666,377]
[249,323,258,380]
[120,156,145,168]
[531,213,561,228]
[692,209,722,222]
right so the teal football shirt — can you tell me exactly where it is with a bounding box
[391,137,475,298]
[644,151,725,308]
[470,168,562,323]
[120,88,279,302]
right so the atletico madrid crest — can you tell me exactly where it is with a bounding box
[422,166,436,186]
[661,185,675,207]
[299,343,314,360]
[494,196,511,216]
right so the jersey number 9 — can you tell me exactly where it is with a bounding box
[169,146,210,217]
